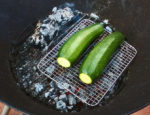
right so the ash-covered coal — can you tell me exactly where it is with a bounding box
[30,7,75,51]
[9,3,126,113]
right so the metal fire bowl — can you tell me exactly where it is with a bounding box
[0,0,150,115]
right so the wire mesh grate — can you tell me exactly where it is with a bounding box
[37,19,137,106]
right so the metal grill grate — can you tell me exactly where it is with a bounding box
[37,19,137,106]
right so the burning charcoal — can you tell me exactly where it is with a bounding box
[46,65,55,74]
[90,13,99,20]
[68,95,76,105]
[105,26,113,33]
[34,83,43,93]
[59,94,67,101]
[56,100,66,110]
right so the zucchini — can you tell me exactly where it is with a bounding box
[57,23,104,68]
[79,32,125,84]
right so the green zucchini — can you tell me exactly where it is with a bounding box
[79,32,125,84]
[57,23,104,68]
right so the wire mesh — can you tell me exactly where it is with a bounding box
[37,19,137,106]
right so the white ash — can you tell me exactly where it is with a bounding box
[34,83,43,93]
[90,13,100,20]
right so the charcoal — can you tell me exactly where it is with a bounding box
[40,29,49,36]
[105,26,113,33]
[68,95,76,105]
[33,66,37,71]
[50,95,57,100]
[90,13,99,20]
[59,94,67,101]
[49,88,54,92]
[22,81,28,88]
[30,7,74,50]
[34,83,43,93]
[54,97,59,102]
[103,19,109,25]
[57,82,70,90]
[52,7,57,13]
[45,65,55,74]
[56,100,66,110]
[67,105,73,110]
[44,92,50,98]
[57,83,64,89]
[49,81,56,88]
[29,81,32,85]
[108,71,114,77]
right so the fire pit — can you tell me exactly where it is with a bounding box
[9,4,137,113]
